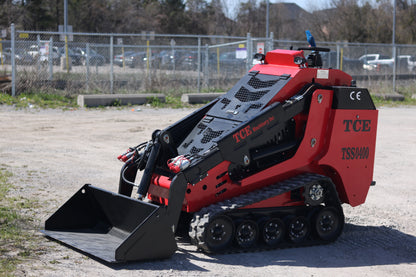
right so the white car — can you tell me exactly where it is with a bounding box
[397,55,416,72]
[28,44,61,64]
[359,54,394,71]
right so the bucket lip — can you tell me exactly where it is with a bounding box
[40,229,119,263]
[83,184,161,208]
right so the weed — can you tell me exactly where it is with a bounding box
[0,169,42,276]
[1,91,77,109]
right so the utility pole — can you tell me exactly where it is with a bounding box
[64,0,70,72]
[266,0,269,38]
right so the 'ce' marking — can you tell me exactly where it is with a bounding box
[350,91,362,101]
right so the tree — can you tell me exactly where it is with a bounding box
[235,0,263,36]
[396,0,416,43]
[159,0,188,34]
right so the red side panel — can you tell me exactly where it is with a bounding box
[318,109,378,206]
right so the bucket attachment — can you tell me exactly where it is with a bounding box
[42,174,187,263]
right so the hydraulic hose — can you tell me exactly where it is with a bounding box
[137,139,161,199]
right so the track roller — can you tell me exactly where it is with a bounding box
[235,220,259,248]
[313,206,344,241]
[203,215,235,252]
[261,218,285,246]
[287,216,310,243]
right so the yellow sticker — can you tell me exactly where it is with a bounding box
[19,33,29,39]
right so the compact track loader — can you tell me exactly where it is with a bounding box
[42,40,378,263]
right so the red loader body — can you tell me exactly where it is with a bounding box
[42,47,378,263]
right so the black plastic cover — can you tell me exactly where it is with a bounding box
[177,72,291,156]
[332,87,376,110]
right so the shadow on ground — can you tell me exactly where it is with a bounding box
[109,223,416,272]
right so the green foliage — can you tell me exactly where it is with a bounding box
[147,96,163,108]
[0,170,21,275]
[165,95,185,109]
[0,168,43,276]
[372,94,416,107]
[0,92,77,109]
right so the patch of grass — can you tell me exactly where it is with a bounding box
[0,91,77,109]
[146,96,163,108]
[372,93,416,107]
[0,169,41,276]
[165,95,186,109]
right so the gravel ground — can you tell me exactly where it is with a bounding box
[0,105,415,276]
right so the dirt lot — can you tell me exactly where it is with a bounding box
[0,105,415,276]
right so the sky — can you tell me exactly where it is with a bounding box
[277,0,331,11]
[223,0,332,19]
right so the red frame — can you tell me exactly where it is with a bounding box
[148,49,378,212]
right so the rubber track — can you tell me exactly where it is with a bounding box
[189,173,338,253]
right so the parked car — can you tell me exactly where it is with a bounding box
[27,44,40,58]
[177,51,201,70]
[211,51,246,73]
[3,48,34,65]
[320,51,363,72]
[58,47,83,66]
[397,55,416,72]
[41,47,61,65]
[27,45,60,64]
[114,51,136,67]
[359,54,394,71]
[125,51,146,68]
[126,51,160,68]
[156,50,187,69]
[74,47,105,66]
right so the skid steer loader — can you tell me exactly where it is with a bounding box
[42,38,378,263]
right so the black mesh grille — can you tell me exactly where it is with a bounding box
[220,98,231,109]
[201,128,224,144]
[190,146,203,154]
[244,103,262,113]
[248,76,279,89]
[196,123,207,134]
[235,87,269,102]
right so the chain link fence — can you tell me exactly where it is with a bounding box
[1,24,416,97]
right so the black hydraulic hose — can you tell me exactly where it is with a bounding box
[118,162,139,196]
[137,139,161,199]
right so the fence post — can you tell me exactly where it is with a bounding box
[110,35,114,94]
[49,37,53,81]
[204,44,209,88]
[268,32,274,52]
[11,23,15,97]
[246,33,252,72]
[37,34,41,74]
[86,43,90,91]
[392,44,396,92]
[336,42,340,70]
[197,36,201,93]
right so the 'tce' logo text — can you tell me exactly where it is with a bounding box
[349,91,362,101]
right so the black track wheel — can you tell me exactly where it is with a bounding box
[314,206,344,241]
[204,215,234,252]
[235,220,259,248]
[262,218,285,246]
[287,216,310,243]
